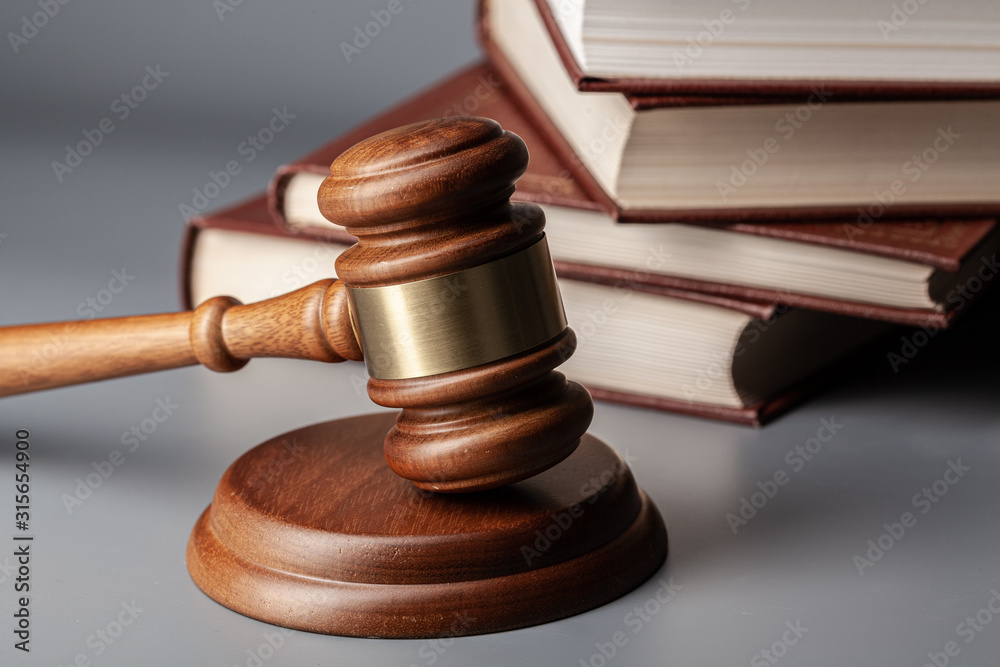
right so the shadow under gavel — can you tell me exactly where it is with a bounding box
[0,116,594,493]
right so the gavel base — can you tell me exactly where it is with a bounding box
[186,412,668,638]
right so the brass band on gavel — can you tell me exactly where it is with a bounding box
[348,236,566,380]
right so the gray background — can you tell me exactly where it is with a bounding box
[2,1,999,665]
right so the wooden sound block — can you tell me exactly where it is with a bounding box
[186,412,667,638]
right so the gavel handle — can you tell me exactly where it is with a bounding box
[0,279,362,397]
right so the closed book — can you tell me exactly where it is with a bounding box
[180,196,892,426]
[480,0,1000,222]
[268,62,1000,329]
[529,0,1000,98]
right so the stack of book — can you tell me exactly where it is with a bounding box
[181,0,1000,425]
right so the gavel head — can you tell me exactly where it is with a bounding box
[318,116,593,493]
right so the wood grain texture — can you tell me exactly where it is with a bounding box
[370,328,593,492]
[186,412,668,638]
[0,312,198,396]
[0,278,360,397]
[319,117,594,491]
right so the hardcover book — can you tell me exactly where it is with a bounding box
[479,0,1000,222]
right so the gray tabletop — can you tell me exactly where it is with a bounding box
[3,2,1000,665]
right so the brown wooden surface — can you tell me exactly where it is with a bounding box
[0,278,360,397]
[319,117,594,492]
[186,412,668,638]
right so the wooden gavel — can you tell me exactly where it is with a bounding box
[0,117,594,493]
